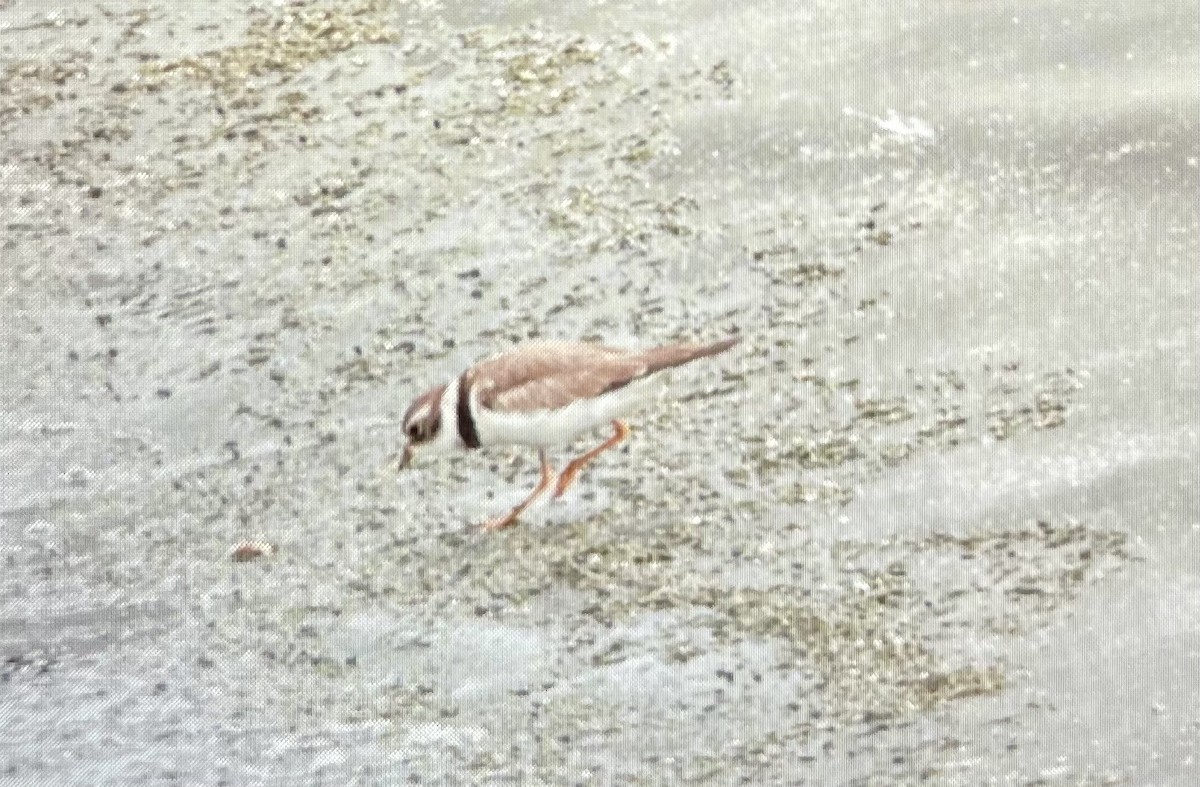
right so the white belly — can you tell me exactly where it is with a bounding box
[473,378,661,448]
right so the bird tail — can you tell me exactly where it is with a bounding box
[642,336,740,375]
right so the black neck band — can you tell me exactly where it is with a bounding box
[456,374,481,449]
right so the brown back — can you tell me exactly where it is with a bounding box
[467,338,739,413]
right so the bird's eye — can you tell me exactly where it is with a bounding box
[406,423,421,441]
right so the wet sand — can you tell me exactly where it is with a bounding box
[2,1,1198,783]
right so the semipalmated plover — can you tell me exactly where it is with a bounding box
[400,337,739,530]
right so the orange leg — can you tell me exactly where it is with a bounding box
[482,449,556,531]
[553,420,630,499]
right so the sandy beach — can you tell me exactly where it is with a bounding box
[2,1,1197,783]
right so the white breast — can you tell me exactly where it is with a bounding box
[424,377,469,454]
[472,378,662,448]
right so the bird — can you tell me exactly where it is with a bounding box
[398,336,740,530]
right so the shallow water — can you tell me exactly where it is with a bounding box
[2,1,1197,784]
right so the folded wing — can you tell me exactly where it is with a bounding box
[467,338,738,414]
[469,341,647,413]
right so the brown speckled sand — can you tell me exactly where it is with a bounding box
[1,1,1197,783]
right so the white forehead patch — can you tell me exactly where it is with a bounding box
[408,402,432,426]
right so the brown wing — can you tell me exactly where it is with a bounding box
[639,337,740,375]
[467,338,740,413]
[467,341,648,413]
